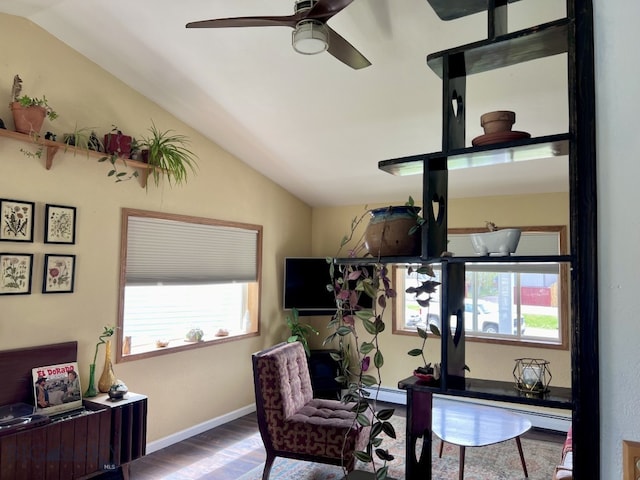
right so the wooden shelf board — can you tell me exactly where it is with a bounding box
[426,0,522,21]
[0,128,154,188]
[399,375,572,410]
[379,133,569,176]
[427,18,570,78]
[334,254,573,266]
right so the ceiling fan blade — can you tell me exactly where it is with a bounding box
[186,15,300,29]
[326,27,371,69]
[307,0,354,21]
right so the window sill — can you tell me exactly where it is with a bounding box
[116,330,259,363]
[393,327,568,350]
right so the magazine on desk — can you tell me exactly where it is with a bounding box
[32,362,83,415]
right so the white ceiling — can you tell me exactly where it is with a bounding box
[0,0,569,207]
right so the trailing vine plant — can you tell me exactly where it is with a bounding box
[324,208,398,479]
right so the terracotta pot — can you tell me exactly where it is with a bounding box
[11,102,46,135]
[364,205,421,257]
[480,110,515,134]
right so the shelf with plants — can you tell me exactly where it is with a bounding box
[0,128,156,188]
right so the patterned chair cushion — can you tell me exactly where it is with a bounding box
[255,342,370,468]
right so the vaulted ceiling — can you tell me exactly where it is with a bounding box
[0,0,568,206]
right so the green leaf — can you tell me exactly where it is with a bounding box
[430,324,441,336]
[374,350,384,369]
[354,450,372,463]
[381,421,396,439]
[360,342,374,354]
[407,348,423,357]
[360,374,378,386]
[356,413,371,427]
[417,327,429,339]
[336,326,352,336]
[376,408,395,421]
[352,400,369,413]
[329,352,342,362]
[362,318,378,335]
[107,170,116,177]
[370,421,383,438]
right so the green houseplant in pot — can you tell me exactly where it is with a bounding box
[139,122,198,187]
[323,199,426,479]
[285,307,319,357]
[10,74,57,135]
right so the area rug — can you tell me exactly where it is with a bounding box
[239,415,561,480]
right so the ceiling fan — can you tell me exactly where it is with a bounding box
[186,0,371,70]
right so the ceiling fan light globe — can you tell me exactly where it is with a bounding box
[292,20,329,55]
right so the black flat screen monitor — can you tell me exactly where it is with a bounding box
[283,257,373,316]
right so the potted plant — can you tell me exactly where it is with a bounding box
[139,122,198,187]
[405,264,442,382]
[10,74,57,135]
[103,125,132,158]
[285,307,319,357]
[185,327,204,342]
[363,196,424,257]
[323,200,424,479]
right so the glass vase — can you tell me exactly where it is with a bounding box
[84,363,98,398]
[98,340,117,393]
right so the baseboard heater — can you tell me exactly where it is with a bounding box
[364,386,571,433]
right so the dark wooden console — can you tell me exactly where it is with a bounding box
[0,342,146,480]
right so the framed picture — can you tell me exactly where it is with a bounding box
[0,198,35,242]
[0,253,33,295]
[45,204,77,244]
[42,254,76,294]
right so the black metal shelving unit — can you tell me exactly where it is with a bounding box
[374,1,598,479]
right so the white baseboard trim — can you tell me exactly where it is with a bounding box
[146,404,256,454]
[365,387,571,433]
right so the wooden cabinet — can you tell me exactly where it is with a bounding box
[84,393,148,469]
[0,409,111,480]
[0,342,148,480]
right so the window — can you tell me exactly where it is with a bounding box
[393,226,569,349]
[117,209,262,361]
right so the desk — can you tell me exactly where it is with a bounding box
[433,398,531,480]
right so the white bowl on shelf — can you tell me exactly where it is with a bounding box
[470,228,521,256]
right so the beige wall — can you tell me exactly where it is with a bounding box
[311,192,571,388]
[0,14,311,442]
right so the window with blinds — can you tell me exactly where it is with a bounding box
[117,209,262,360]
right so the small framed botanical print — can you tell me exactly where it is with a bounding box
[42,254,76,294]
[0,253,33,295]
[0,198,35,242]
[45,204,77,244]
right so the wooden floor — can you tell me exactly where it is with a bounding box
[128,404,565,480]
[129,412,266,480]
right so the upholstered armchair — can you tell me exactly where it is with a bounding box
[252,342,371,480]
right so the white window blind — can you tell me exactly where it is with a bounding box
[125,215,259,285]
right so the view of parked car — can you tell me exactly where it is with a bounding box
[405,298,526,335]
